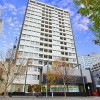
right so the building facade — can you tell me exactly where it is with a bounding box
[12,0,78,92]
[91,71,100,96]
[91,62,100,72]
[88,52,100,61]
[0,10,3,35]
[78,56,99,69]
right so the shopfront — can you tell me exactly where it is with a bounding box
[91,71,100,96]
[50,85,79,92]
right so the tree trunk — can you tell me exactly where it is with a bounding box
[4,86,7,97]
[64,81,66,97]
[66,79,69,92]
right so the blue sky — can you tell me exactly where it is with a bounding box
[0,0,100,56]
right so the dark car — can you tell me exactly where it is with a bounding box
[36,92,42,97]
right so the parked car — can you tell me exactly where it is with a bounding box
[36,92,42,97]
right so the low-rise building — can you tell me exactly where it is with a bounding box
[91,62,100,72]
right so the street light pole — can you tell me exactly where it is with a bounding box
[24,61,28,93]
[46,60,49,97]
[24,58,33,93]
[79,64,86,93]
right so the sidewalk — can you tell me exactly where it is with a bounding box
[0,96,100,100]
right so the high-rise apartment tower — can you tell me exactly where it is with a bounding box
[12,0,78,92]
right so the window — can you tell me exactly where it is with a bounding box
[34,60,38,64]
[35,47,39,51]
[24,52,28,56]
[26,40,30,44]
[39,61,42,65]
[22,34,26,38]
[21,39,25,43]
[30,47,34,51]
[27,75,32,80]
[25,46,29,50]
[31,41,34,45]
[20,45,24,49]
[19,51,23,56]
[33,75,38,80]
[29,53,33,57]
[34,53,38,57]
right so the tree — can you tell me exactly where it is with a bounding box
[0,50,26,97]
[73,0,100,45]
[46,58,74,97]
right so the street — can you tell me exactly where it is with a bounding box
[0,97,100,100]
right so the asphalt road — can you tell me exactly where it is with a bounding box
[0,97,100,100]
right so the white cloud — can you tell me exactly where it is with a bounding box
[1,3,17,12]
[80,4,85,8]
[6,17,12,23]
[73,15,89,31]
[13,17,17,20]
[1,34,7,39]
[81,18,90,25]
[10,23,14,27]
[9,42,14,46]
[2,41,6,43]
[14,21,19,24]
[15,28,19,31]
[18,6,26,15]
[12,12,17,15]
[5,3,17,12]
[19,25,22,27]
[74,22,88,30]
[65,8,75,16]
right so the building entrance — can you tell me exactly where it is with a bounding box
[97,88,100,96]
[28,85,42,92]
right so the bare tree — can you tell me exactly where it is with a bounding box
[0,50,26,97]
[46,57,74,97]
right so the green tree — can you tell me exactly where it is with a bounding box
[73,0,100,45]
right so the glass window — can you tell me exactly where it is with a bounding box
[25,46,29,50]
[19,45,24,49]
[52,45,56,49]
[35,47,39,51]
[34,60,38,64]
[32,75,38,80]
[30,47,34,51]
[39,61,42,65]
[19,51,23,56]
[22,34,26,38]
[34,53,38,57]
[27,75,32,80]
[24,52,28,56]
[29,53,33,57]
[53,51,56,54]
[33,67,37,71]
[31,41,34,45]
[20,39,25,43]
[26,40,30,44]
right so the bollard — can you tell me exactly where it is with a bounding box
[52,92,53,98]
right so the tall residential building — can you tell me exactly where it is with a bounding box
[0,10,3,35]
[12,0,77,92]
[78,55,99,69]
